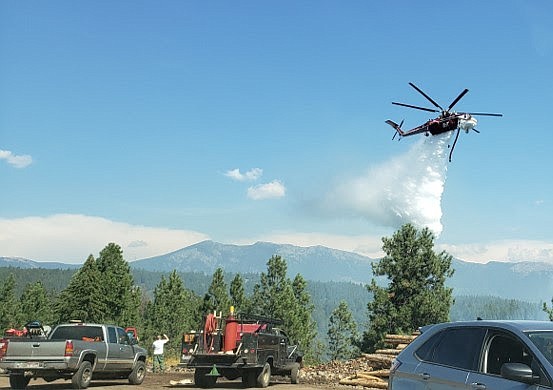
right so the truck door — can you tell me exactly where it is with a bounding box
[115,327,135,371]
[105,326,120,371]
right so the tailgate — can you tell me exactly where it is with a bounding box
[3,340,68,361]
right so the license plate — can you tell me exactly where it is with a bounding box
[17,361,43,368]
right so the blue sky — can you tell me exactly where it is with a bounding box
[1,1,552,264]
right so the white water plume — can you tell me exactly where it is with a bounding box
[322,132,453,236]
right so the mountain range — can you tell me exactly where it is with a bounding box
[2,240,551,302]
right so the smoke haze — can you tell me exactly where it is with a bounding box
[322,132,453,236]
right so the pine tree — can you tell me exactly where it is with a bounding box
[0,273,21,330]
[201,268,231,316]
[145,271,201,354]
[55,254,106,323]
[251,255,289,318]
[288,274,317,359]
[363,223,454,352]
[251,256,317,360]
[229,274,248,313]
[19,281,54,325]
[96,243,139,326]
[328,301,359,361]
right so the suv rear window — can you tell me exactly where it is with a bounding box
[416,327,486,370]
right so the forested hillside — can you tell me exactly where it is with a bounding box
[0,266,546,338]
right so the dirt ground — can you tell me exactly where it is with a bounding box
[0,371,330,390]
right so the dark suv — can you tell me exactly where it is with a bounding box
[389,320,553,389]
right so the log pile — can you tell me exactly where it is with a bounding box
[299,333,418,388]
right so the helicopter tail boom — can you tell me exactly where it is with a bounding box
[385,119,404,139]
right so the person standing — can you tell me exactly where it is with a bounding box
[152,333,169,373]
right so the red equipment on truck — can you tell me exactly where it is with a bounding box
[180,308,302,388]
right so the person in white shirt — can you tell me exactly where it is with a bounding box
[152,333,169,373]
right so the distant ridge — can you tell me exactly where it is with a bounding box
[130,240,374,283]
[3,241,553,301]
[0,256,79,270]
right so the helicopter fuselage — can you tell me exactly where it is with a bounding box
[424,113,477,136]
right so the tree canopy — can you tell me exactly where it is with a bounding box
[363,223,454,351]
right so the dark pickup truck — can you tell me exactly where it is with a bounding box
[181,315,302,388]
[0,322,147,389]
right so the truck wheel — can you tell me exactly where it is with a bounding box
[128,360,146,385]
[194,369,217,388]
[241,369,256,388]
[256,363,271,388]
[290,362,300,384]
[72,361,93,389]
[9,374,30,389]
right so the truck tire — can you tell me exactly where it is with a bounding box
[128,360,146,385]
[256,363,271,388]
[194,368,217,388]
[71,361,93,389]
[241,369,257,388]
[9,374,30,389]
[290,362,300,384]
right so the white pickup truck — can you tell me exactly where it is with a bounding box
[0,322,147,389]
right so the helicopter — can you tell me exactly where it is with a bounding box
[385,82,502,161]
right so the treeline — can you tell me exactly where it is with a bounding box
[0,264,372,340]
[1,225,550,363]
[0,244,319,362]
[451,295,546,321]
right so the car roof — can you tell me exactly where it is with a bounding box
[421,320,553,334]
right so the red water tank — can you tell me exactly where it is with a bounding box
[223,306,238,352]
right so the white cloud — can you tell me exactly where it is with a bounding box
[247,180,286,200]
[2,214,553,266]
[438,240,553,264]
[0,214,209,263]
[0,150,33,168]
[225,168,263,181]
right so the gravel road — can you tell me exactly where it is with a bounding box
[0,372,329,390]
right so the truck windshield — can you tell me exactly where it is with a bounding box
[50,326,104,342]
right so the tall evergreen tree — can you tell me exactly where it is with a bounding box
[145,271,201,354]
[0,273,21,330]
[288,274,317,358]
[251,255,289,318]
[229,274,247,313]
[251,256,317,360]
[55,254,106,323]
[96,243,139,326]
[201,268,231,316]
[363,224,454,352]
[327,301,359,361]
[19,281,54,325]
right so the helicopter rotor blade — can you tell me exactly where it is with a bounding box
[448,89,469,111]
[472,128,480,133]
[466,112,503,117]
[392,102,439,113]
[408,82,443,111]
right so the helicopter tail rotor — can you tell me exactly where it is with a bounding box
[386,119,404,140]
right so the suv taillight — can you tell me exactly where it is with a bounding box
[64,340,74,357]
[0,338,8,360]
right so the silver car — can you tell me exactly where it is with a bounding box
[389,320,553,389]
